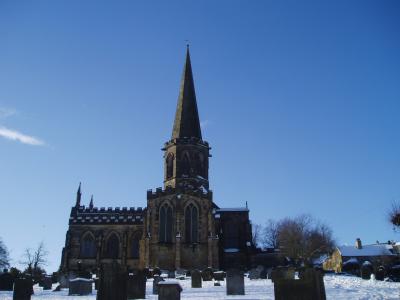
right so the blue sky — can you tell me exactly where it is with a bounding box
[0,1,399,272]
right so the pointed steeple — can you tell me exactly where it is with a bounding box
[75,182,82,207]
[89,195,94,209]
[172,46,202,140]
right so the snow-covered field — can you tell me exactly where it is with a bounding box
[1,274,399,300]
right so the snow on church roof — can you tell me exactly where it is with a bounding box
[338,244,395,257]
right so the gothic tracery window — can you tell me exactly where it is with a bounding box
[185,203,198,243]
[80,233,96,258]
[105,233,119,259]
[166,154,174,179]
[159,204,173,243]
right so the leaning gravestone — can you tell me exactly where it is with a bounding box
[152,275,164,295]
[69,278,93,295]
[97,263,127,300]
[13,278,33,300]
[126,270,146,299]
[0,270,14,291]
[226,269,245,295]
[191,270,202,288]
[201,267,213,281]
[158,281,182,300]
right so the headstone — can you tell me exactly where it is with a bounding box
[0,270,14,291]
[201,267,213,281]
[53,285,61,292]
[158,281,182,300]
[126,270,146,299]
[97,263,127,300]
[41,276,52,290]
[214,282,221,286]
[213,271,225,281]
[153,267,161,277]
[226,269,244,295]
[360,263,373,280]
[69,278,93,296]
[274,268,326,300]
[249,265,264,280]
[13,278,33,300]
[94,278,99,290]
[152,275,164,295]
[375,266,385,281]
[168,270,175,278]
[191,270,202,288]
[271,267,295,283]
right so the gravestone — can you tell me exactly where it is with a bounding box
[158,282,182,300]
[97,263,127,300]
[168,270,175,278]
[214,282,221,286]
[191,270,202,288]
[94,278,99,290]
[249,265,265,280]
[375,266,385,281]
[274,268,326,300]
[152,275,164,295]
[41,276,52,290]
[226,269,244,295]
[69,278,93,295]
[13,278,33,300]
[213,271,225,281]
[126,270,146,299]
[153,268,161,277]
[271,267,295,283]
[360,263,373,280]
[201,267,213,281]
[0,270,14,291]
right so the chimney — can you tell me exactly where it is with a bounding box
[355,238,362,249]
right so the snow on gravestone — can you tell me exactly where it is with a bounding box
[226,269,245,295]
[68,278,93,296]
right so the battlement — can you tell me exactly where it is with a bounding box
[147,186,213,200]
[69,205,145,225]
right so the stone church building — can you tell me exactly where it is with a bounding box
[60,48,253,274]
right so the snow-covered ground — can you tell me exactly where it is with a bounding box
[0,274,399,300]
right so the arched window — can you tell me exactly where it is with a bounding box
[159,204,173,243]
[131,233,141,259]
[181,152,191,176]
[80,233,96,258]
[166,154,174,179]
[105,233,119,259]
[185,204,198,243]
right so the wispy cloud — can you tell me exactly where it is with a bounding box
[0,107,17,119]
[0,126,45,146]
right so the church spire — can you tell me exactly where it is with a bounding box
[75,182,82,207]
[172,46,202,140]
[89,195,94,209]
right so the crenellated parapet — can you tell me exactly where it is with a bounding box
[69,205,146,225]
[146,185,213,201]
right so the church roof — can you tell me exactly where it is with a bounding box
[172,47,202,140]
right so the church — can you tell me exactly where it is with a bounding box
[60,48,253,274]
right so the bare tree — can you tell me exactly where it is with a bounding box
[388,201,400,230]
[264,215,335,266]
[0,237,10,269]
[263,219,280,249]
[251,223,262,248]
[20,241,48,280]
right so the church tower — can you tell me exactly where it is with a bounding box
[145,47,219,270]
[163,46,210,191]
